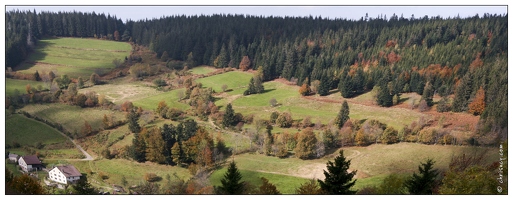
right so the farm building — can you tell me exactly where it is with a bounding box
[18,155,43,172]
[48,165,82,186]
[8,153,20,163]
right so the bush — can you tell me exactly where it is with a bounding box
[270,112,279,124]
[153,78,167,87]
[276,112,293,128]
[144,173,160,182]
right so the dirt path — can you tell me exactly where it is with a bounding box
[20,115,93,161]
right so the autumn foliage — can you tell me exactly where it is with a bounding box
[299,83,311,96]
[468,86,485,116]
[239,56,251,71]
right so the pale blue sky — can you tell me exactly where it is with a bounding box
[5,5,507,22]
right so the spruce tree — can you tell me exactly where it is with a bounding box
[318,73,330,96]
[318,150,357,194]
[335,100,350,129]
[404,159,439,194]
[218,161,245,194]
[72,175,97,194]
[131,132,146,163]
[339,73,354,98]
[452,74,472,112]
[222,103,235,128]
[127,109,141,133]
[421,82,434,107]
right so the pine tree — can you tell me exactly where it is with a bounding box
[258,177,281,194]
[339,73,354,98]
[131,131,146,163]
[335,100,350,129]
[222,103,235,128]
[218,161,245,194]
[318,150,357,194]
[72,175,97,194]
[452,74,472,112]
[421,82,434,107]
[404,159,439,194]
[127,109,141,133]
[318,73,330,96]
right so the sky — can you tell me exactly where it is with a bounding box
[5,3,508,22]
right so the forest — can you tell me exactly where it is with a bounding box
[4,9,508,195]
[6,10,508,143]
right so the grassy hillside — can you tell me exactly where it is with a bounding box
[132,88,189,111]
[5,78,47,96]
[209,143,497,193]
[5,114,83,159]
[196,71,253,93]
[6,114,68,146]
[189,66,217,75]
[16,38,131,78]
[20,103,126,134]
[209,167,308,194]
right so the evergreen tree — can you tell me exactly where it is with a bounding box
[131,132,146,162]
[77,76,84,88]
[222,103,235,128]
[339,72,354,98]
[421,82,434,107]
[127,109,141,133]
[218,161,245,195]
[318,150,357,194]
[404,159,439,194]
[171,142,182,166]
[258,177,281,194]
[452,74,473,112]
[318,73,330,96]
[72,175,97,194]
[376,76,393,107]
[334,100,350,129]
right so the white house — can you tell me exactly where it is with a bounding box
[18,155,43,172]
[48,165,82,185]
[8,153,19,163]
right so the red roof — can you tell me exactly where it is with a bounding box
[21,155,42,165]
[56,165,82,177]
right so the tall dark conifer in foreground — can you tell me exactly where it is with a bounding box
[404,159,439,194]
[127,109,141,133]
[222,103,235,128]
[218,161,245,195]
[318,150,357,194]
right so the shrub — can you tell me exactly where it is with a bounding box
[144,173,160,182]
[153,78,167,87]
[270,112,279,124]
[276,112,293,128]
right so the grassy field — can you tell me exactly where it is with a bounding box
[5,78,47,96]
[5,114,83,159]
[228,80,426,130]
[132,88,189,111]
[6,114,68,146]
[20,103,126,134]
[210,167,308,194]
[209,142,498,193]
[80,81,160,104]
[68,159,192,188]
[15,38,131,78]
[189,66,217,75]
[196,71,253,93]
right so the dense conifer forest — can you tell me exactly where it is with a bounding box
[6,10,507,142]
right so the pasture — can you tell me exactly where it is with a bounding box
[15,38,131,78]
[132,88,189,111]
[68,159,192,188]
[20,103,126,134]
[196,71,253,93]
[5,114,83,159]
[209,142,497,193]
[209,167,309,194]
[189,66,217,75]
[5,78,47,96]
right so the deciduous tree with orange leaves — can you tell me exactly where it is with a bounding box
[299,83,311,96]
[468,86,485,116]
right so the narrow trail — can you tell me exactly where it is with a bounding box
[19,114,93,161]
